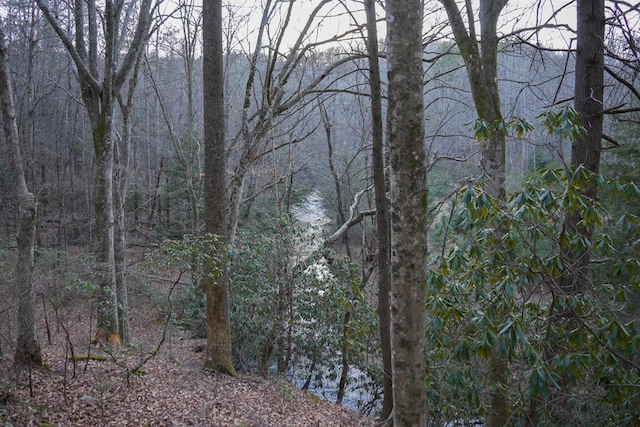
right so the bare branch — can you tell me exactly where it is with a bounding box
[605,64,640,101]
[34,0,101,93]
[325,186,376,245]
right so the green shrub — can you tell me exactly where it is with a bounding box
[427,168,640,425]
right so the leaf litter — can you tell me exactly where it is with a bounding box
[0,302,375,427]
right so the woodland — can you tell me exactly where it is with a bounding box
[0,0,639,426]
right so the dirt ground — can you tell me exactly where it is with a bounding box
[1,332,376,427]
[0,247,377,427]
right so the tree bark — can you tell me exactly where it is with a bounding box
[440,0,507,197]
[365,0,393,420]
[113,52,144,346]
[529,1,605,424]
[36,0,153,345]
[203,0,236,376]
[114,138,130,346]
[440,1,510,423]
[386,0,428,425]
[0,21,42,367]
[561,0,605,292]
[92,113,120,344]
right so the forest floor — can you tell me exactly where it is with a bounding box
[0,331,376,427]
[0,245,377,427]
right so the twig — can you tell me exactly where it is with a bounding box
[99,271,184,387]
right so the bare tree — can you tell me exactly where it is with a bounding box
[225,0,366,243]
[35,0,155,344]
[386,0,428,424]
[0,19,42,366]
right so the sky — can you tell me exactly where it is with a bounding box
[214,0,577,53]
[161,0,578,56]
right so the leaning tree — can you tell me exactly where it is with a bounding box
[0,19,42,367]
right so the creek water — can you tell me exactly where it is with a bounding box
[289,191,379,412]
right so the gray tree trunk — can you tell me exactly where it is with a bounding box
[561,0,605,292]
[528,1,605,424]
[203,0,236,376]
[92,113,120,343]
[36,0,153,345]
[386,0,428,425]
[440,1,510,423]
[0,22,42,367]
[365,0,393,420]
[114,137,130,345]
[113,54,143,346]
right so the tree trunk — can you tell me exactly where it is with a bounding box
[36,0,153,345]
[0,22,42,367]
[320,103,347,231]
[365,0,393,420]
[13,190,40,366]
[203,0,236,376]
[386,0,428,425]
[336,309,351,406]
[114,60,141,346]
[92,118,120,344]
[114,173,129,346]
[529,1,605,424]
[561,0,605,292]
[85,2,118,342]
[440,1,510,423]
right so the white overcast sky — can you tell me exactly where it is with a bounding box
[174,0,577,52]
[219,0,576,50]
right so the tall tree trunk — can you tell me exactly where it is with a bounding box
[92,115,120,343]
[88,1,117,341]
[528,1,605,424]
[365,0,393,420]
[440,1,510,423]
[0,22,42,367]
[36,0,153,345]
[203,0,236,376]
[386,0,428,425]
[561,0,605,292]
[113,54,143,346]
[114,143,129,346]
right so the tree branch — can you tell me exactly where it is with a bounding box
[35,0,101,93]
[324,186,376,245]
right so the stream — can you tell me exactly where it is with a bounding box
[290,192,484,424]
[290,191,378,412]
